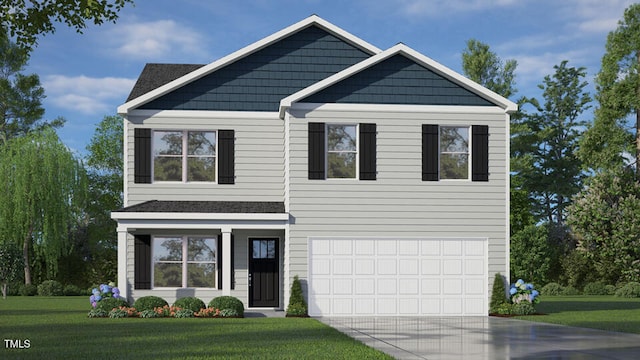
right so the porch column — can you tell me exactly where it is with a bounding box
[117,229,128,301]
[222,228,232,296]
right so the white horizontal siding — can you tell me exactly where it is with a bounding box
[125,113,285,206]
[286,105,508,291]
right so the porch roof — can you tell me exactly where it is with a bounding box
[115,200,286,214]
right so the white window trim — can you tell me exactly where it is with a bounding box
[151,235,218,289]
[151,130,218,184]
[439,125,471,181]
[325,123,359,180]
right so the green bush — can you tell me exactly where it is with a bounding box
[133,296,168,312]
[63,284,84,296]
[561,286,581,295]
[174,309,195,318]
[492,303,512,315]
[605,285,617,295]
[220,308,239,317]
[20,284,37,296]
[286,275,308,317]
[87,309,108,318]
[96,297,129,312]
[583,281,608,295]
[615,282,640,298]
[541,282,563,296]
[511,302,536,315]
[208,296,244,317]
[38,280,63,296]
[139,309,160,318]
[489,273,508,314]
[173,297,206,312]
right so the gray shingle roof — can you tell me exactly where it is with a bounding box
[116,200,286,213]
[126,63,205,102]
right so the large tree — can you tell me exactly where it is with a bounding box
[83,115,123,284]
[515,61,591,226]
[0,0,134,51]
[0,128,86,284]
[0,30,63,144]
[462,39,518,99]
[579,3,640,174]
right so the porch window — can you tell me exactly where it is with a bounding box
[152,236,217,288]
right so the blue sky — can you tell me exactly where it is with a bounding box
[23,0,636,154]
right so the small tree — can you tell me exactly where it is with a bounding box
[286,275,308,317]
[0,243,23,298]
[489,272,508,314]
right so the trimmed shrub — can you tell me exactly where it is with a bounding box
[286,275,308,317]
[605,285,617,295]
[561,286,581,296]
[489,273,508,314]
[20,284,37,296]
[173,297,206,313]
[208,296,244,317]
[96,297,129,312]
[583,281,608,295]
[63,284,84,296]
[492,303,513,315]
[133,296,168,312]
[615,282,640,298]
[38,280,63,296]
[541,282,563,296]
[511,302,536,315]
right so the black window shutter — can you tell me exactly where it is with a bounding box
[218,130,235,184]
[134,235,151,289]
[422,124,439,181]
[217,235,223,290]
[308,122,325,179]
[359,123,376,180]
[134,128,151,184]
[472,125,489,182]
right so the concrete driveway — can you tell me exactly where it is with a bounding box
[318,316,640,359]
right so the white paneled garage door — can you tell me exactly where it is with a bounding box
[308,238,487,316]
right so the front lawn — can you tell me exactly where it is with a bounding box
[515,295,640,334]
[0,296,392,359]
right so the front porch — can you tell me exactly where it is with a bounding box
[111,200,289,308]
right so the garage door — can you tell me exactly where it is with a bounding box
[308,238,487,316]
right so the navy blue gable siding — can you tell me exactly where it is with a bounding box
[139,26,371,112]
[301,54,494,107]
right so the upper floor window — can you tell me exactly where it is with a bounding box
[153,131,216,182]
[327,124,357,179]
[152,236,217,288]
[439,126,469,180]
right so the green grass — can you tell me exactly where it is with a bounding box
[515,295,640,333]
[0,296,392,359]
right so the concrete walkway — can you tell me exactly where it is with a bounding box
[318,316,640,359]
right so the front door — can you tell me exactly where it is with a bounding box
[249,238,279,307]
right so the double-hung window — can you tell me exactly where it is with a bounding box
[153,131,216,182]
[326,124,358,179]
[152,236,217,288]
[439,126,470,180]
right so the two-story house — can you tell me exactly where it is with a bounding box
[112,15,516,316]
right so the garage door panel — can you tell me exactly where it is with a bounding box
[308,238,487,316]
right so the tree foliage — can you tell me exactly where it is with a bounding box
[510,223,563,285]
[0,128,86,284]
[567,168,640,283]
[0,242,23,298]
[462,39,518,99]
[579,3,640,173]
[515,61,591,225]
[0,30,63,144]
[0,0,134,51]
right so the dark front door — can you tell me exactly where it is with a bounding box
[249,238,279,307]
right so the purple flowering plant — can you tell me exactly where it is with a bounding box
[89,282,122,308]
[509,279,540,305]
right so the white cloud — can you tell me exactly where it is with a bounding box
[106,20,208,61]
[393,0,518,17]
[43,75,136,114]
